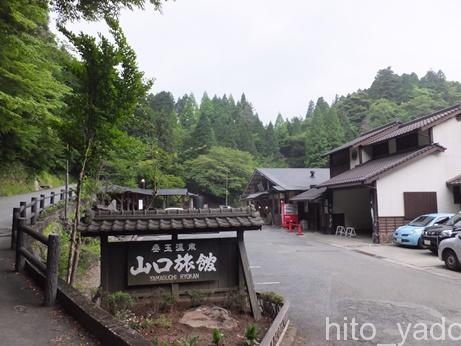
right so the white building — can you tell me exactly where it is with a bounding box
[318,104,461,243]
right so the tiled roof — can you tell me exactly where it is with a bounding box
[447,174,461,186]
[324,121,401,155]
[364,104,461,145]
[318,145,445,188]
[102,184,192,196]
[290,187,327,201]
[249,168,330,192]
[78,207,263,236]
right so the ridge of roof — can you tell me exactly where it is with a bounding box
[255,168,330,190]
[318,144,446,188]
[324,121,401,155]
[365,103,461,145]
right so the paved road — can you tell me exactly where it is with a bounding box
[246,226,461,346]
[0,187,70,231]
[0,187,96,345]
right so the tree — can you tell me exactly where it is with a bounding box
[51,0,165,22]
[305,100,315,119]
[59,17,150,284]
[368,67,401,101]
[176,93,198,129]
[184,146,255,204]
[366,99,402,130]
[147,91,178,151]
[190,112,215,155]
[304,98,330,167]
[0,0,69,172]
[274,113,289,143]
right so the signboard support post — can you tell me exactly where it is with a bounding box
[100,236,109,292]
[237,231,261,321]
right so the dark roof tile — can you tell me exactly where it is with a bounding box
[364,104,461,145]
[318,145,445,188]
[324,121,401,155]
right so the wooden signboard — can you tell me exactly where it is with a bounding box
[127,239,230,286]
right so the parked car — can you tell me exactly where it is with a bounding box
[393,213,454,248]
[422,212,461,254]
[439,232,461,270]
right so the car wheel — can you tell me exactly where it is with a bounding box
[430,248,438,255]
[443,249,460,270]
[417,237,423,249]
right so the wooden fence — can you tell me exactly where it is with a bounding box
[11,189,72,306]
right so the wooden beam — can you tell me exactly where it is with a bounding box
[237,231,261,320]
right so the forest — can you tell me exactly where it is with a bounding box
[2,1,461,205]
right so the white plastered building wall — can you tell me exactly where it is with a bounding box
[376,117,461,217]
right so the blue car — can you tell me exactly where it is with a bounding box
[393,213,454,247]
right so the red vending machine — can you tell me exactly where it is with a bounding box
[280,200,299,228]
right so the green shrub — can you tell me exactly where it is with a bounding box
[225,291,248,313]
[160,292,177,311]
[245,324,258,345]
[176,336,199,345]
[151,337,170,346]
[187,289,205,307]
[259,291,284,305]
[105,291,134,314]
[153,315,172,329]
[212,329,224,345]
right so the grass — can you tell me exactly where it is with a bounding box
[0,163,64,196]
[35,220,100,280]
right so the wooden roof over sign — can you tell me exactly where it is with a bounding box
[78,207,264,237]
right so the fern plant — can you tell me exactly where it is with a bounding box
[245,324,258,345]
[212,328,224,345]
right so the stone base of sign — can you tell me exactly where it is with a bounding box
[179,306,238,330]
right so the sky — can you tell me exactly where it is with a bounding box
[54,0,461,124]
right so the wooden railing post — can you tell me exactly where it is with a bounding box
[15,220,25,272]
[31,197,38,225]
[44,235,60,306]
[10,207,19,249]
[39,194,45,210]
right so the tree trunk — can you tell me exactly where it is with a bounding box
[67,140,91,285]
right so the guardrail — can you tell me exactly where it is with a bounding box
[260,302,290,346]
[11,189,73,306]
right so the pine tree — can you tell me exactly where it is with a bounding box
[190,112,215,154]
[305,98,330,167]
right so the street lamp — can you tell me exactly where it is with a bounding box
[140,178,145,189]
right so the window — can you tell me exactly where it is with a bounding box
[396,133,419,152]
[330,149,350,177]
[408,216,434,227]
[403,192,438,220]
[372,142,389,158]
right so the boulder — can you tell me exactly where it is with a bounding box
[179,306,238,330]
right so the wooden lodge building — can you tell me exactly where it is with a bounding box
[317,104,461,243]
[99,184,199,211]
[242,168,330,226]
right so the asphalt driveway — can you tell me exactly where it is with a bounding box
[245,226,461,345]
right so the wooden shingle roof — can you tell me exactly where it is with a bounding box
[78,207,263,236]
